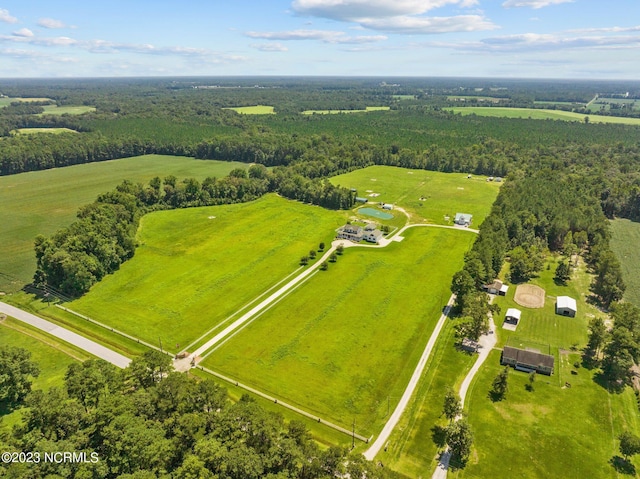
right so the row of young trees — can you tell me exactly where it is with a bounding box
[0,349,394,479]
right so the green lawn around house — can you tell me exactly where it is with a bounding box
[68,194,348,351]
[203,227,475,435]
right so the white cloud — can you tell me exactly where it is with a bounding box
[292,0,478,20]
[0,8,17,23]
[38,18,68,29]
[246,29,387,44]
[360,15,497,34]
[12,28,34,38]
[502,0,573,9]
[251,43,289,52]
[569,25,640,34]
[0,47,44,58]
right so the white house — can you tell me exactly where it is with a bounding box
[363,229,383,243]
[337,224,363,242]
[454,213,473,226]
[505,308,522,325]
[556,296,577,317]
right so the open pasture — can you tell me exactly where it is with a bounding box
[203,227,475,434]
[68,194,347,349]
[223,105,275,114]
[301,106,390,114]
[451,350,640,479]
[38,105,96,115]
[330,166,500,225]
[449,107,640,125]
[610,218,640,307]
[11,127,78,135]
[0,155,249,292]
[0,97,52,107]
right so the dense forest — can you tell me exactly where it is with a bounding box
[0,349,395,479]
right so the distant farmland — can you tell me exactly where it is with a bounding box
[610,218,640,306]
[38,105,96,115]
[449,107,640,125]
[223,105,275,114]
[302,106,390,114]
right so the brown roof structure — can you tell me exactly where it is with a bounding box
[501,346,554,375]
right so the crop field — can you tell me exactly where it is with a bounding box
[68,194,348,349]
[610,219,640,306]
[0,155,249,292]
[451,350,640,478]
[203,227,475,434]
[38,105,96,115]
[223,105,275,114]
[330,166,501,224]
[11,127,78,135]
[449,107,640,125]
[301,106,390,114]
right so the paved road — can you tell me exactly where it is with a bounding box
[364,294,457,461]
[432,317,497,479]
[0,302,131,368]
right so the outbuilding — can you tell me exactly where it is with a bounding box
[454,213,473,226]
[556,296,577,317]
[505,308,521,325]
[485,279,509,296]
[382,203,393,210]
[501,346,554,375]
[355,197,368,203]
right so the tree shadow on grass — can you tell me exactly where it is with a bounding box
[488,390,504,402]
[593,371,628,394]
[610,456,636,475]
[431,424,447,448]
[448,453,469,471]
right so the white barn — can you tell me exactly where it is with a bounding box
[556,296,577,317]
[505,308,522,325]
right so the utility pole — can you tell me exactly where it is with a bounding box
[159,337,163,353]
[352,418,356,450]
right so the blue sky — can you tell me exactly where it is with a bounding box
[1,0,639,78]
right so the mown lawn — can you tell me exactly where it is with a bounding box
[451,350,640,479]
[69,194,348,350]
[0,155,249,292]
[449,107,640,125]
[330,166,501,225]
[203,227,475,435]
[610,218,640,307]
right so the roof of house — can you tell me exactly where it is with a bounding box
[365,229,383,239]
[364,223,378,231]
[505,308,522,320]
[455,213,473,223]
[503,346,554,370]
[556,296,577,311]
[340,224,362,234]
[486,279,503,290]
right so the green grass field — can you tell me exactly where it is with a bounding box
[610,218,640,307]
[0,97,52,107]
[203,227,475,435]
[11,127,78,135]
[451,350,640,479]
[0,155,249,292]
[301,106,390,115]
[223,105,275,114]
[38,105,96,115]
[68,194,348,350]
[449,107,640,125]
[330,166,501,225]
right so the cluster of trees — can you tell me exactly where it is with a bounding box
[586,303,640,386]
[1,349,394,479]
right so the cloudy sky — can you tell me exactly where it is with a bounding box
[1,0,639,78]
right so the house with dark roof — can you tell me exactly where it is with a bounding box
[501,346,554,375]
[337,224,363,242]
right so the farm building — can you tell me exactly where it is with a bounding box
[337,224,363,242]
[555,296,577,317]
[505,308,521,325]
[484,279,509,296]
[454,213,472,226]
[501,346,554,375]
[461,338,479,353]
[363,229,383,244]
[355,197,368,203]
[382,203,393,210]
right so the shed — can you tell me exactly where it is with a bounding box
[505,308,521,325]
[355,197,368,203]
[501,346,554,375]
[382,203,393,210]
[485,280,509,296]
[454,213,473,226]
[461,338,479,353]
[556,296,577,317]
